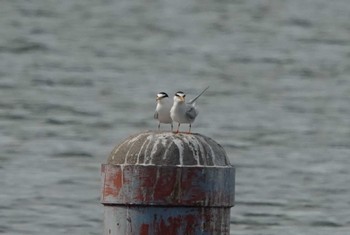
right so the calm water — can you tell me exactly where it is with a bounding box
[1,0,350,234]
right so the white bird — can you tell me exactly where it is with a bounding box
[170,86,209,133]
[154,92,173,131]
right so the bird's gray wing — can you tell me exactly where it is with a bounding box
[186,105,198,121]
[188,86,209,105]
[154,111,158,119]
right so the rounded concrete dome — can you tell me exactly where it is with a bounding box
[108,131,231,166]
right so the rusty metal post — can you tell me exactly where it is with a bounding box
[101,131,235,235]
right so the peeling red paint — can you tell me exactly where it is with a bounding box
[140,224,149,235]
[101,164,235,206]
[184,214,197,232]
[103,165,122,198]
[135,167,158,202]
[156,216,182,235]
[153,168,178,200]
[101,164,235,235]
[180,168,206,203]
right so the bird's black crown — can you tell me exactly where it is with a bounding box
[175,91,185,97]
[157,92,169,97]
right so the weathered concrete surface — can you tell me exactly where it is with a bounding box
[102,131,235,235]
[108,131,231,166]
[104,206,231,235]
[101,164,235,206]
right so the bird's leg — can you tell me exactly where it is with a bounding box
[188,123,192,134]
[171,123,173,132]
[158,122,160,131]
[176,123,180,133]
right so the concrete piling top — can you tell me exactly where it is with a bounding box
[108,131,232,166]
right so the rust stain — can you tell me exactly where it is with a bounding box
[156,217,181,235]
[184,214,197,233]
[180,168,206,203]
[103,166,123,198]
[135,167,158,202]
[140,224,149,235]
[153,168,178,201]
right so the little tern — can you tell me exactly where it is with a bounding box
[170,86,209,133]
[154,92,173,131]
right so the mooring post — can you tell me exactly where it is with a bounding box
[101,131,235,235]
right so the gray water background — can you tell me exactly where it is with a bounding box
[1,0,350,234]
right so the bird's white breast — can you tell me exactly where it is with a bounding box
[156,101,172,123]
[171,102,193,123]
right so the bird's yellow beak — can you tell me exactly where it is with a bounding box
[179,96,185,102]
